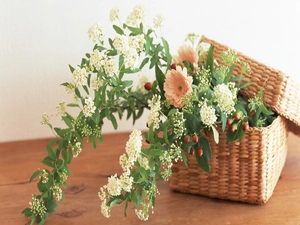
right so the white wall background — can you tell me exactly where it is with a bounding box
[0,0,299,142]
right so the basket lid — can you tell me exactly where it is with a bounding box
[201,36,300,135]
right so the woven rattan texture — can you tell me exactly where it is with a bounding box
[201,36,300,134]
[169,116,288,204]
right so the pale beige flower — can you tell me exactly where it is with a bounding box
[172,45,198,72]
[163,66,193,108]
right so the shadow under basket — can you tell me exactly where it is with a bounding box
[169,116,288,204]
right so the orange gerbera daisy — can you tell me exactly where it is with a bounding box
[163,66,193,108]
[172,45,198,72]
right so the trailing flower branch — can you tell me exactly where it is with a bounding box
[22,5,275,225]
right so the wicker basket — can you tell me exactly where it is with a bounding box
[169,36,300,203]
[169,116,288,204]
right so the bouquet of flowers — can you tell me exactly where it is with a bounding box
[22,5,276,224]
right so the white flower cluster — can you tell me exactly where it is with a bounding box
[88,23,104,44]
[170,110,185,138]
[39,169,49,184]
[51,185,63,201]
[41,113,50,125]
[113,34,145,69]
[125,129,143,165]
[213,83,236,115]
[73,66,88,87]
[109,7,119,22]
[99,129,143,218]
[147,95,161,129]
[135,183,158,221]
[200,103,217,126]
[219,49,238,66]
[126,5,146,26]
[73,142,82,157]
[83,97,96,117]
[29,195,47,217]
[92,77,103,90]
[153,14,164,28]
[89,49,118,76]
[56,101,66,116]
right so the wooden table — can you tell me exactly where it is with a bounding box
[1,132,299,225]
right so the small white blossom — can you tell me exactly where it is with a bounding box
[123,47,139,69]
[135,208,149,221]
[128,34,145,52]
[153,14,164,28]
[100,199,111,218]
[88,23,104,44]
[126,5,146,26]
[91,77,103,90]
[41,113,51,125]
[109,7,119,22]
[147,95,161,129]
[119,153,131,173]
[29,195,47,217]
[102,57,118,76]
[125,129,143,164]
[73,66,88,87]
[138,155,150,170]
[113,35,129,54]
[56,101,66,116]
[106,174,122,196]
[39,169,49,184]
[213,83,236,115]
[83,97,96,117]
[120,173,133,192]
[73,142,82,157]
[200,103,217,126]
[89,49,106,71]
[51,185,63,201]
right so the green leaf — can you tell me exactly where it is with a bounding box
[161,37,172,66]
[155,64,165,96]
[83,85,89,95]
[66,103,79,108]
[62,116,73,129]
[113,25,124,35]
[109,198,122,207]
[224,64,235,83]
[184,112,201,133]
[142,148,162,157]
[68,64,75,73]
[74,88,81,98]
[110,114,118,130]
[211,125,219,144]
[205,45,214,73]
[89,135,97,149]
[124,24,143,34]
[41,156,54,168]
[139,57,149,70]
[46,144,56,160]
[195,137,211,172]
[122,80,133,87]
[123,67,140,74]
[22,208,32,216]
[29,170,41,183]
[227,123,245,142]
[221,112,227,131]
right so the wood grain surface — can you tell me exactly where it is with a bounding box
[0,132,299,225]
